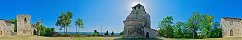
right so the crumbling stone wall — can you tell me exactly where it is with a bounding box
[17,14,32,35]
[0,20,14,37]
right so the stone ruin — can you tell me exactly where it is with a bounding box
[17,14,33,35]
[221,17,242,38]
[123,4,157,38]
[0,20,15,37]
[0,14,34,37]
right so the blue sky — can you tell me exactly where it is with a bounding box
[0,0,242,33]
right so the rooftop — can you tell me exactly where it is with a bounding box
[222,17,242,20]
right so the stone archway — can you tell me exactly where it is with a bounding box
[230,29,233,36]
[33,30,37,35]
[146,32,149,38]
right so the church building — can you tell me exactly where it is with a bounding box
[123,4,157,38]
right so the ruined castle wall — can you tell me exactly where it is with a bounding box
[0,20,6,37]
[17,14,32,35]
[0,20,14,37]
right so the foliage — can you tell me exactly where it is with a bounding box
[55,11,73,35]
[38,25,55,37]
[158,12,222,39]
[93,30,100,36]
[104,31,109,35]
[119,31,123,35]
[186,12,203,38]
[45,28,55,37]
[158,16,174,38]
[209,22,222,38]
[200,14,214,38]
[174,22,184,38]
[111,31,114,35]
[39,30,46,36]
[75,18,84,33]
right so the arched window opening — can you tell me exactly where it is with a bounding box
[230,30,233,36]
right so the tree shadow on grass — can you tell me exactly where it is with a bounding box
[114,38,163,40]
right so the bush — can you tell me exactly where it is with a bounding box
[37,25,55,37]
[45,28,55,37]
[104,31,109,35]
[39,30,46,36]
[111,31,114,35]
[93,30,100,36]
[119,31,123,35]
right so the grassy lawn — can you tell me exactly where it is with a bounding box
[75,37,119,40]
[0,35,241,40]
[0,35,119,40]
[162,38,222,40]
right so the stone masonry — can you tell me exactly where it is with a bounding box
[221,17,242,38]
[17,14,32,35]
[123,4,157,38]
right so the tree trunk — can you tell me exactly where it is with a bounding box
[65,27,66,35]
[63,27,65,34]
[193,29,195,39]
[78,26,80,34]
[66,27,68,35]
[76,26,78,34]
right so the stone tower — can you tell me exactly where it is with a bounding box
[17,14,32,35]
[123,4,157,38]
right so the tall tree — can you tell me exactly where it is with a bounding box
[186,12,202,38]
[174,22,184,38]
[200,14,214,38]
[184,22,192,38]
[158,16,174,38]
[75,18,84,34]
[55,11,73,35]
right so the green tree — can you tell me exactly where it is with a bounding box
[37,25,55,37]
[200,14,214,38]
[55,11,73,35]
[104,31,109,35]
[93,30,100,36]
[158,16,174,38]
[210,22,222,38]
[186,12,202,38]
[45,28,55,37]
[157,28,165,36]
[174,22,184,38]
[119,31,123,35]
[38,25,46,36]
[111,31,114,35]
[183,23,192,38]
[75,18,84,34]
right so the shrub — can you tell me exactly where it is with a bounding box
[93,30,99,36]
[111,31,114,35]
